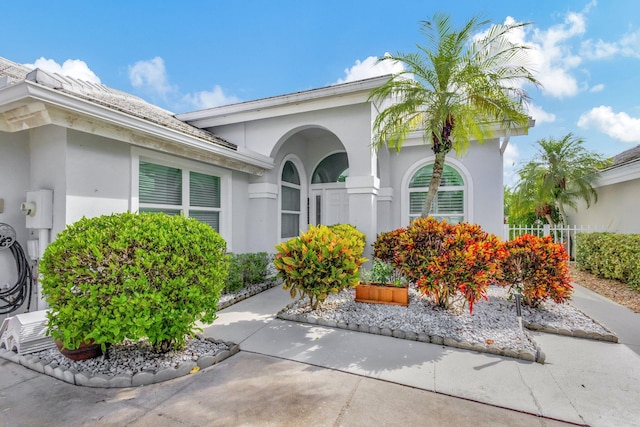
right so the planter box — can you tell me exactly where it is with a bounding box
[355,283,409,306]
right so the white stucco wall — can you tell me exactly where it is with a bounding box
[383,138,504,236]
[29,126,68,240]
[568,178,640,234]
[0,130,31,298]
[66,130,131,224]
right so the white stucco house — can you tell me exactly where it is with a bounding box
[568,145,640,234]
[0,56,532,312]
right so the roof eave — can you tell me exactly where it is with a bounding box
[1,81,273,174]
[176,75,392,128]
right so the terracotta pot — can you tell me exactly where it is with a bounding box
[55,339,103,361]
[355,283,409,306]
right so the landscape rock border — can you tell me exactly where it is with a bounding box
[276,297,616,364]
[0,338,240,388]
[0,279,279,388]
[277,303,545,364]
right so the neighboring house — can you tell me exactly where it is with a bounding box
[0,55,531,312]
[568,145,640,234]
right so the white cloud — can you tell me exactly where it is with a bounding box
[589,83,605,93]
[25,57,101,83]
[128,57,175,96]
[128,57,240,111]
[335,53,404,84]
[182,85,241,110]
[581,29,640,60]
[503,142,520,187]
[527,103,556,124]
[577,106,640,143]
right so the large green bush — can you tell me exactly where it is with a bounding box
[40,212,229,352]
[274,225,366,309]
[576,232,640,290]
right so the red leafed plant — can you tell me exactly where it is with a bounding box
[498,234,573,307]
[373,227,406,263]
[394,217,504,313]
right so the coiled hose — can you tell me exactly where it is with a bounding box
[0,229,33,315]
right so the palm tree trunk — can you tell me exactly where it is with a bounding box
[421,150,447,217]
[557,202,569,226]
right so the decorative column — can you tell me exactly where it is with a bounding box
[345,175,379,261]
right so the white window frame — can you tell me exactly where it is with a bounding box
[400,156,473,226]
[131,147,232,250]
[278,154,307,241]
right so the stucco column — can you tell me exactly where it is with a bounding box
[247,182,279,253]
[345,175,379,261]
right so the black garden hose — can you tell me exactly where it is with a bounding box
[0,240,33,315]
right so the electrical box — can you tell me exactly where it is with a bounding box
[25,190,53,229]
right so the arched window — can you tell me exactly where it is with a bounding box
[409,163,465,223]
[312,152,349,183]
[281,160,301,238]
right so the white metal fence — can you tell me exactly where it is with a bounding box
[503,224,606,260]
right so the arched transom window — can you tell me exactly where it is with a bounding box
[281,160,301,238]
[312,152,349,183]
[409,163,465,224]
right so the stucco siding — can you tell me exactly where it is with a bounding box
[383,139,503,235]
[66,130,131,225]
[568,179,640,234]
[0,130,31,287]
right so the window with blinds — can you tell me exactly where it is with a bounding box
[139,161,222,232]
[281,160,301,239]
[408,164,465,224]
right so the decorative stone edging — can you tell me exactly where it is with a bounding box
[524,321,618,342]
[218,279,280,310]
[0,338,240,388]
[277,302,547,363]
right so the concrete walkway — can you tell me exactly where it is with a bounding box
[0,283,638,426]
[202,284,640,427]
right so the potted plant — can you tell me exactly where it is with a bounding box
[355,259,409,306]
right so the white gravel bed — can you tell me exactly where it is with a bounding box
[282,285,615,356]
[30,336,229,377]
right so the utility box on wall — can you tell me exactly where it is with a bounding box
[24,190,53,229]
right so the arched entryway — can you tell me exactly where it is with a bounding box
[310,152,350,226]
[272,126,351,239]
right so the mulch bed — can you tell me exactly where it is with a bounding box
[569,263,640,313]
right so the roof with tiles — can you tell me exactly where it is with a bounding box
[0,57,236,150]
[612,144,640,166]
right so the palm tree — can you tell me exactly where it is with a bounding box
[513,133,608,226]
[369,13,539,217]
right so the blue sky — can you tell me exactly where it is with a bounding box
[3,0,640,186]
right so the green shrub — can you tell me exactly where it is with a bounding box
[328,224,367,258]
[225,252,273,293]
[40,212,228,352]
[499,234,573,307]
[576,232,640,290]
[274,225,366,309]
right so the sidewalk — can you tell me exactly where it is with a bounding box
[202,284,640,426]
[0,283,638,426]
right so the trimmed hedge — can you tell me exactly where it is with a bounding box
[226,252,273,294]
[576,232,640,290]
[41,212,228,352]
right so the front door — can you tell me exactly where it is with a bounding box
[310,185,349,226]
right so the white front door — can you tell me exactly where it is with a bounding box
[310,185,349,226]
